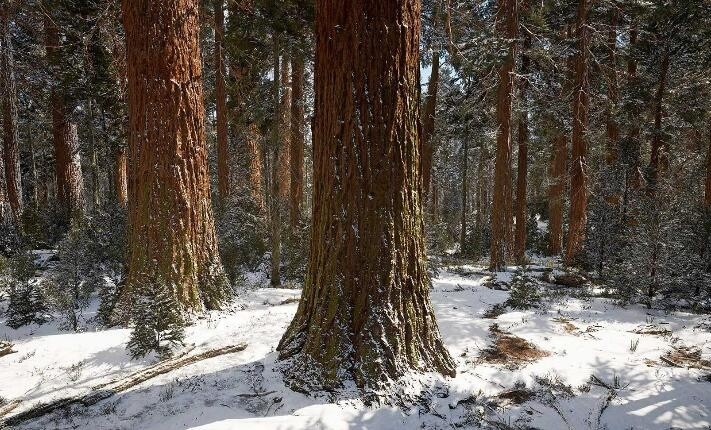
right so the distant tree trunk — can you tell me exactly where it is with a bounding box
[0,131,6,223]
[46,16,84,221]
[289,54,305,231]
[269,41,282,287]
[549,132,566,255]
[277,57,291,199]
[422,50,440,200]
[278,0,455,390]
[604,10,619,166]
[120,0,228,312]
[622,20,641,218]
[705,119,711,209]
[214,0,229,201]
[513,27,531,264]
[648,48,670,192]
[564,0,590,265]
[460,139,469,254]
[490,0,517,271]
[87,99,101,209]
[246,122,264,210]
[115,146,128,206]
[1,7,22,223]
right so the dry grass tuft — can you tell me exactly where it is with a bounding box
[661,346,711,369]
[478,324,549,369]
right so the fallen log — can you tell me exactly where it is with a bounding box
[0,343,247,428]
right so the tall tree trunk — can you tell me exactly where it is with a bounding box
[120,0,228,312]
[215,0,229,201]
[705,118,711,209]
[277,57,291,199]
[564,0,590,265]
[489,0,517,271]
[604,10,620,166]
[115,146,128,206]
[513,27,531,264]
[46,16,84,222]
[648,48,670,192]
[422,51,440,200]
[1,7,22,223]
[549,132,566,255]
[269,41,282,287]
[460,139,469,255]
[623,19,641,215]
[87,99,101,210]
[289,54,305,231]
[246,122,264,210]
[278,0,455,390]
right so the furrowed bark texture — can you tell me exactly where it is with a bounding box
[115,147,128,206]
[215,0,229,200]
[277,0,456,390]
[513,27,530,263]
[564,0,590,265]
[490,0,517,271]
[120,0,227,311]
[548,132,566,255]
[277,58,291,199]
[1,7,22,222]
[246,122,265,210]
[289,54,305,230]
[46,18,84,221]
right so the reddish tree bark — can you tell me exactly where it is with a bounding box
[120,0,228,311]
[269,44,282,287]
[115,146,128,206]
[46,16,84,220]
[214,0,229,200]
[277,57,291,199]
[1,6,22,222]
[278,0,455,390]
[490,0,517,271]
[513,27,531,263]
[289,54,305,230]
[245,122,264,210]
[564,0,590,265]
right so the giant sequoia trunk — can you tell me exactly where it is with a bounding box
[513,28,530,264]
[289,54,305,230]
[120,0,227,312]
[46,18,84,221]
[277,0,455,390]
[269,46,282,287]
[214,0,229,200]
[490,0,517,271]
[1,8,22,223]
[564,0,590,265]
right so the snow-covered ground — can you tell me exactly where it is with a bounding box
[1,265,710,429]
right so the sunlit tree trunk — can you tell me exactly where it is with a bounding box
[564,0,590,265]
[490,0,517,271]
[115,146,128,206]
[269,41,282,286]
[460,139,469,254]
[289,54,305,230]
[214,0,229,200]
[422,50,440,200]
[120,0,228,312]
[278,0,455,390]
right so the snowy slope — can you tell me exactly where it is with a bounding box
[1,266,710,429]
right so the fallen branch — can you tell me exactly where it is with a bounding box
[0,342,15,359]
[0,343,247,428]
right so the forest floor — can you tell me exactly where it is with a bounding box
[1,256,711,429]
